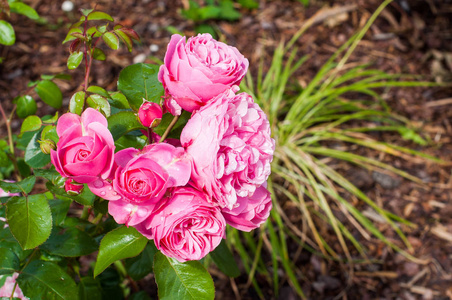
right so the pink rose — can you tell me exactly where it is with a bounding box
[107,143,191,226]
[136,187,226,262]
[181,89,275,209]
[51,108,115,184]
[221,185,272,232]
[0,273,28,300]
[158,33,249,114]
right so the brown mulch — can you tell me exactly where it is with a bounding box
[1,0,451,299]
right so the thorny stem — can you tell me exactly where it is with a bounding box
[0,103,21,181]
[159,115,180,143]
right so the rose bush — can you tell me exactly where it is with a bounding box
[158,33,249,114]
[0,273,27,300]
[181,88,275,209]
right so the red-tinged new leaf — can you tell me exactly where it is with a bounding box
[63,28,82,44]
[119,28,140,41]
[69,39,81,53]
[115,29,133,52]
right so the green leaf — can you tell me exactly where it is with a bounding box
[108,111,144,140]
[25,131,51,168]
[117,63,164,110]
[102,32,119,50]
[20,115,42,134]
[62,28,82,44]
[115,29,132,52]
[125,243,157,280]
[45,182,96,207]
[87,85,110,98]
[0,247,20,275]
[153,251,215,300]
[86,26,101,38]
[16,95,37,119]
[69,91,85,115]
[0,176,35,194]
[87,11,114,21]
[94,226,148,277]
[92,48,106,61]
[9,2,39,20]
[81,8,94,16]
[78,277,102,300]
[48,198,71,226]
[67,51,83,69]
[0,227,33,261]
[6,194,52,249]
[209,240,240,277]
[0,151,8,167]
[35,80,63,109]
[17,260,78,300]
[0,20,15,46]
[86,94,110,117]
[40,227,98,257]
[129,291,152,300]
[108,92,130,109]
[41,125,58,143]
[153,110,191,139]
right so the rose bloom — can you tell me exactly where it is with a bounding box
[107,143,191,226]
[0,273,28,300]
[51,108,115,184]
[221,185,272,232]
[181,89,275,209]
[136,187,226,262]
[158,33,249,114]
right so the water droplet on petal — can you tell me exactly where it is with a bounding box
[100,191,106,196]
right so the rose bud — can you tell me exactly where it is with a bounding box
[65,179,84,195]
[138,101,162,128]
[39,139,56,155]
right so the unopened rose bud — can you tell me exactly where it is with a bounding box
[65,179,84,195]
[39,139,56,155]
[138,101,162,128]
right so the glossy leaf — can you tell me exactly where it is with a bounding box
[17,260,78,300]
[87,86,110,98]
[86,94,110,117]
[48,198,71,226]
[6,194,52,249]
[102,32,119,50]
[87,11,114,21]
[67,51,83,69]
[94,226,148,277]
[0,247,20,275]
[108,111,144,140]
[35,80,62,109]
[41,125,58,144]
[153,252,215,300]
[20,115,41,133]
[115,29,132,52]
[45,182,95,207]
[0,151,8,167]
[78,277,102,300]
[9,2,39,20]
[209,240,240,277]
[92,48,106,61]
[0,227,32,261]
[40,227,98,257]
[16,95,37,119]
[62,28,82,44]
[0,20,15,46]
[125,243,157,280]
[69,91,85,115]
[25,131,51,168]
[0,176,35,194]
[117,63,164,110]
[108,92,130,109]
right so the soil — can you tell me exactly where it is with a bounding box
[0,0,451,299]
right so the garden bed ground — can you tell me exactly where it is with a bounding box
[0,0,451,299]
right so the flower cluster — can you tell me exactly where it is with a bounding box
[51,33,274,262]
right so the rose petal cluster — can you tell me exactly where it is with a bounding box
[51,108,115,184]
[50,35,273,263]
[158,33,249,114]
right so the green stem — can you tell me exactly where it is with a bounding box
[11,248,39,299]
[80,206,90,220]
[159,115,179,143]
[0,103,21,181]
